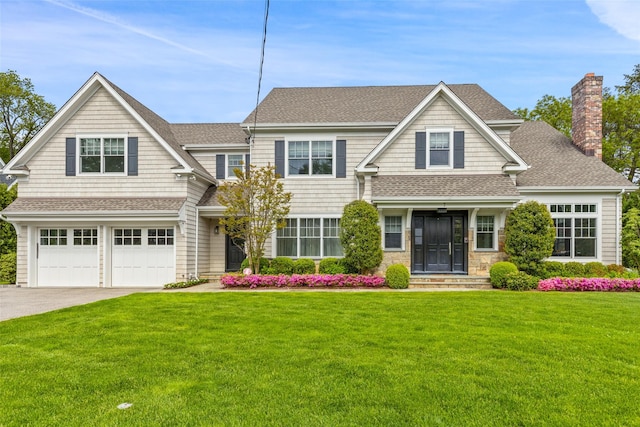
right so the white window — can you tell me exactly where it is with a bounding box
[427,130,453,167]
[79,136,126,174]
[113,229,142,246]
[40,229,67,246]
[148,228,174,246]
[73,229,98,246]
[549,204,597,258]
[288,140,333,176]
[384,216,402,249]
[276,217,343,257]
[227,154,244,178]
[475,216,495,250]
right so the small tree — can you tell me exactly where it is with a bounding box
[504,201,555,272]
[217,164,291,274]
[622,207,640,269]
[339,200,383,274]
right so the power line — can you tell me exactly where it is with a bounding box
[251,0,269,145]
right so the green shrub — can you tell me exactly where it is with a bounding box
[584,262,607,278]
[385,264,410,289]
[607,264,626,277]
[340,200,383,274]
[535,261,565,279]
[268,257,294,275]
[0,251,16,284]
[318,258,346,274]
[240,257,270,273]
[504,201,555,272]
[489,261,518,289]
[293,258,316,274]
[505,271,540,291]
[564,262,585,277]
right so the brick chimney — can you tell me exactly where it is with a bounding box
[571,73,603,159]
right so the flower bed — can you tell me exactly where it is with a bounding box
[221,273,386,289]
[538,277,640,292]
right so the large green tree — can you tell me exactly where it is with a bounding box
[217,164,291,274]
[0,183,17,255]
[0,70,56,162]
[514,65,640,183]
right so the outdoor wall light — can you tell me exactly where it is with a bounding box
[214,225,220,234]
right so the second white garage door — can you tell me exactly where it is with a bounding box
[111,227,175,287]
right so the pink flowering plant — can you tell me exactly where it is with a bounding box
[538,277,640,292]
[221,273,386,289]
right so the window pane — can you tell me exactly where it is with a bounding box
[288,141,310,175]
[311,141,332,175]
[104,156,124,173]
[227,154,244,178]
[429,132,449,166]
[323,218,343,256]
[277,219,298,256]
[553,218,571,256]
[81,156,101,173]
[300,218,320,257]
[575,238,596,257]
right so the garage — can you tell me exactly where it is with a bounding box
[111,227,175,287]
[37,228,99,287]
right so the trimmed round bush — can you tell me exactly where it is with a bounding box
[340,200,383,274]
[564,261,585,277]
[489,261,518,289]
[293,258,316,274]
[584,262,607,278]
[385,263,410,289]
[240,257,270,273]
[535,261,565,279]
[319,258,346,274]
[269,257,294,275]
[505,271,539,291]
[504,201,555,272]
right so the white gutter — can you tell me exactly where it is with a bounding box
[195,206,199,279]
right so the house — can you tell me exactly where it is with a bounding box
[1,72,635,287]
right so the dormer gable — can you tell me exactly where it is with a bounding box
[356,82,527,175]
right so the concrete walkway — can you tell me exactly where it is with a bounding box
[0,281,486,322]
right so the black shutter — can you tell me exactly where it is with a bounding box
[65,137,76,176]
[454,131,464,169]
[415,132,426,169]
[216,154,225,179]
[336,139,346,178]
[245,154,250,177]
[127,137,138,176]
[275,140,285,177]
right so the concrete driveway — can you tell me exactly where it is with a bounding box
[0,287,161,321]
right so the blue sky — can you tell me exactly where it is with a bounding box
[1,0,639,123]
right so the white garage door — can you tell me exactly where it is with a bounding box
[111,228,175,287]
[38,228,99,287]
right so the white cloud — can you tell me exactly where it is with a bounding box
[586,0,640,42]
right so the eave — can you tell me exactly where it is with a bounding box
[517,186,638,194]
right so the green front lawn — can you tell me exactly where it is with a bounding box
[1,292,639,426]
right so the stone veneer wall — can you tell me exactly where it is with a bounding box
[379,229,507,276]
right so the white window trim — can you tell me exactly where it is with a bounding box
[273,215,343,258]
[383,215,404,251]
[426,128,454,169]
[475,215,497,251]
[548,203,599,260]
[285,136,336,178]
[76,134,128,176]
[225,154,246,179]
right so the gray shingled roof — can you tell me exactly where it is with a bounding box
[197,185,221,207]
[102,75,215,181]
[171,123,248,145]
[243,84,519,125]
[511,121,634,188]
[372,175,520,199]
[2,197,186,214]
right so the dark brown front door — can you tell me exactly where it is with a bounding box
[412,211,467,274]
[225,234,246,272]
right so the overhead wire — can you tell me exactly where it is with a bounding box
[251,0,270,145]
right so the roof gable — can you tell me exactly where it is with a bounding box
[356,82,527,172]
[4,73,214,182]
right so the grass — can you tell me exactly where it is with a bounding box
[1,291,640,426]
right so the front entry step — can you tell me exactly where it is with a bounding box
[409,275,492,289]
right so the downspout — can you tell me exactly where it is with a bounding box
[194,207,199,279]
[616,189,626,265]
